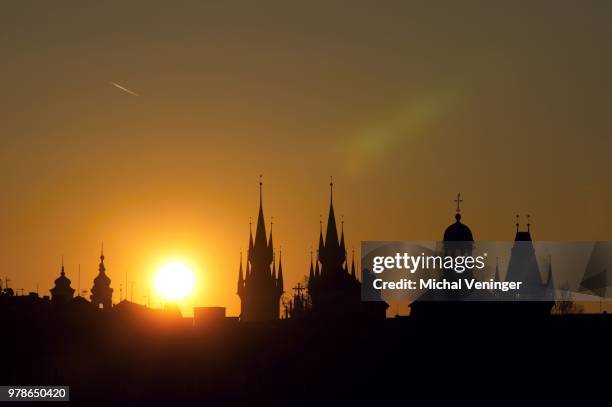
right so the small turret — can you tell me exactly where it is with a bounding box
[91,244,113,309]
[51,257,75,305]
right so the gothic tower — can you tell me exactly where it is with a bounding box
[307,179,387,319]
[91,245,113,309]
[236,179,283,321]
[504,215,554,304]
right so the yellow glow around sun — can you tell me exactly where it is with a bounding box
[154,261,195,301]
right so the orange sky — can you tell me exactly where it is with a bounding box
[1,1,611,315]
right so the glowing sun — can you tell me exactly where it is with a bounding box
[154,261,195,301]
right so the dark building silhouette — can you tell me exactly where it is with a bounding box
[236,180,283,321]
[306,181,387,319]
[90,246,113,309]
[50,260,75,304]
[411,196,555,317]
[284,281,308,319]
[499,216,555,313]
[410,194,496,316]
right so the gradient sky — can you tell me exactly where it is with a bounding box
[1,1,611,315]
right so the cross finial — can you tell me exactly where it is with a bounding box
[454,193,463,213]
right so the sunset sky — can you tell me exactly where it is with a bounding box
[1,1,611,315]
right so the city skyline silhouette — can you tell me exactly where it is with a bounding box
[3,1,612,318]
[2,1,612,402]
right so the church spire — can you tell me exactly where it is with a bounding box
[248,217,254,262]
[351,249,356,279]
[99,242,106,274]
[268,217,274,259]
[277,249,284,292]
[324,177,340,257]
[237,251,244,293]
[318,215,325,262]
[237,175,283,321]
[253,175,272,266]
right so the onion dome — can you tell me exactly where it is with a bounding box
[443,213,474,242]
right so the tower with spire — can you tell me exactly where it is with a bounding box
[306,178,387,319]
[504,215,555,305]
[91,244,114,309]
[50,257,75,305]
[236,178,284,321]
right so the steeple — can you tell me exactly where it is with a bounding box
[237,252,244,294]
[268,217,274,261]
[254,176,268,254]
[237,176,283,321]
[318,216,325,262]
[325,177,340,254]
[315,251,321,278]
[277,250,284,291]
[271,251,277,280]
[351,249,356,278]
[308,249,315,285]
[91,243,113,309]
[340,215,346,266]
[99,243,106,274]
[248,217,254,262]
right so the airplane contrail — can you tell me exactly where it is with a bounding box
[109,81,139,96]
